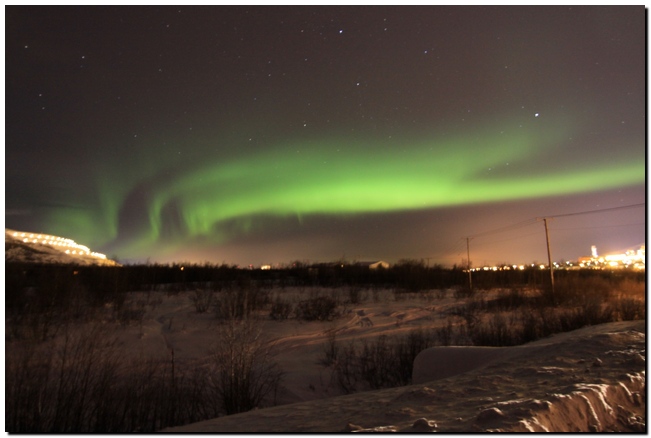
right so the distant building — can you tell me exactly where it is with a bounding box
[355,260,390,270]
[578,245,645,270]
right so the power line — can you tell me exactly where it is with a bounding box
[551,222,645,231]
[441,202,644,267]
[466,203,644,240]
[470,230,543,247]
[428,238,466,261]
[468,217,539,239]
[546,203,645,219]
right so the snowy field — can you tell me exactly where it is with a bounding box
[7,283,645,432]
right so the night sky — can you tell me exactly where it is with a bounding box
[5,6,646,266]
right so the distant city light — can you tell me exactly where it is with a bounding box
[467,245,645,272]
[8,228,109,261]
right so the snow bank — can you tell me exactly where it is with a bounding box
[511,372,645,432]
[163,320,645,433]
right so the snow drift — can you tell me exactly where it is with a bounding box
[164,320,645,432]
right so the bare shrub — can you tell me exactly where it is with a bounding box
[517,308,544,343]
[347,286,366,305]
[558,301,617,332]
[358,335,395,388]
[435,320,454,346]
[394,328,437,385]
[617,297,645,321]
[6,341,56,432]
[469,313,519,347]
[6,324,123,433]
[331,342,356,394]
[116,300,146,329]
[7,322,240,432]
[295,295,340,321]
[147,295,163,311]
[614,278,645,298]
[25,305,64,342]
[531,306,563,338]
[466,293,623,348]
[207,318,283,415]
[449,297,485,330]
[214,284,269,320]
[327,328,438,392]
[488,288,529,311]
[371,287,382,303]
[173,364,220,425]
[190,289,214,313]
[320,328,339,367]
[112,356,176,431]
[454,285,475,299]
[547,275,613,306]
[269,295,293,320]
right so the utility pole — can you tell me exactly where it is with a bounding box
[466,237,473,292]
[543,218,555,296]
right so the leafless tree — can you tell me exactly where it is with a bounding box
[207,318,283,415]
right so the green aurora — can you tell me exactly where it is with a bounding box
[44,118,644,259]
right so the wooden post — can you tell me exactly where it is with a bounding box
[466,237,472,292]
[543,218,555,296]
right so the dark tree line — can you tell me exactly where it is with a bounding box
[6,260,645,317]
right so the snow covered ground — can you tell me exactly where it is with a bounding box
[163,319,645,432]
[6,264,644,432]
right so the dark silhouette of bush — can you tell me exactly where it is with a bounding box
[347,286,366,304]
[325,328,437,392]
[208,318,283,415]
[190,289,214,313]
[269,295,293,320]
[320,329,339,367]
[6,318,283,432]
[214,281,269,320]
[487,288,528,311]
[453,285,475,299]
[617,297,645,321]
[295,295,340,321]
[434,320,455,346]
[330,341,359,394]
[468,313,520,346]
